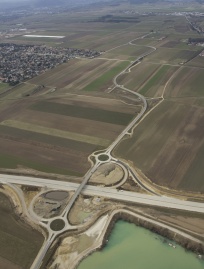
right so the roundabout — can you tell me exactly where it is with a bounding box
[50,219,66,232]
[97,154,110,162]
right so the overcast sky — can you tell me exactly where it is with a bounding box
[0,0,29,2]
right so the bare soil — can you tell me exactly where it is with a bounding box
[114,100,204,192]
[90,163,124,185]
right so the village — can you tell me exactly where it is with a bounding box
[0,43,100,85]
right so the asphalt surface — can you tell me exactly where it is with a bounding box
[106,46,156,154]
[1,174,204,214]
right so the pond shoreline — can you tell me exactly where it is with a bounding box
[74,208,204,269]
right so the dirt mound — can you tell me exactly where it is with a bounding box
[90,163,124,185]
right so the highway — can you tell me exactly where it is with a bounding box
[1,174,204,214]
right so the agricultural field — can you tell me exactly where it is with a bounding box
[144,47,200,64]
[117,62,160,89]
[186,54,204,68]
[61,30,144,51]
[0,83,50,100]
[0,3,204,192]
[29,58,129,92]
[138,65,178,96]
[103,44,152,61]
[118,62,178,97]
[136,30,202,48]
[114,100,204,193]
[0,192,44,269]
[165,66,204,98]
[5,9,196,52]
[0,83,9,92]
[7,21,145,51]
[82,61,129,91]
[1,4,204,269]
[160,39,202,51]
[0,90,136,176]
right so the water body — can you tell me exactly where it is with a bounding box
[78,221,204,269]
[44,191,69,201]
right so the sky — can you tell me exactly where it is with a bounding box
[0,0,29,2]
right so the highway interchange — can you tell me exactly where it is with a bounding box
[0,33,204,269]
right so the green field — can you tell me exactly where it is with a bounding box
[139,65,178,96]
[139,65,170,95]
[0,152,82,176]
[117,62,178,97]
[31,101,134,126]
[117,62,161,91]
[83,61,129,91]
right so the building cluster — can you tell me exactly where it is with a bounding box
[0,43,100,85]
[188,37,204,46]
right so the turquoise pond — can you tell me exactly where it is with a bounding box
[78,221,204,269]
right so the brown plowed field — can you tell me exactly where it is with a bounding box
[0,49,138,177]
[165,66,204,98]
[9,110,124,140]
[0,87,136,176]
[0,257,21,269]
[103,44,152,60]
[114,100,204,192]
[0,193,43,268]
[30,101,134,125]
[144,47,199,64]
[49,95,137,114]
[0,136,91,175]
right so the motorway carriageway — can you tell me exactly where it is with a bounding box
[1,174,204,214]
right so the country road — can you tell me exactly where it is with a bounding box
[105,44,156,154]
